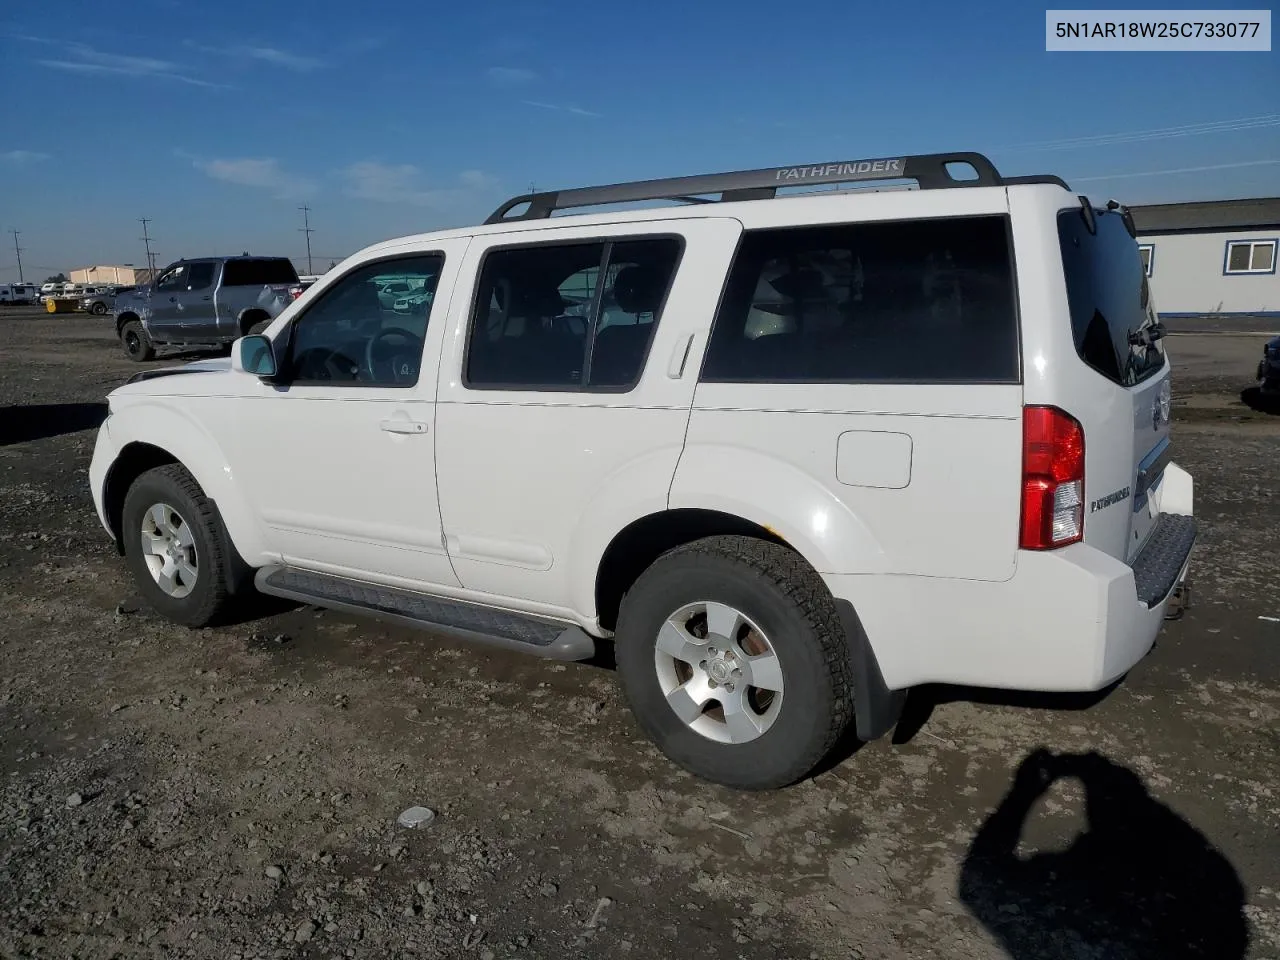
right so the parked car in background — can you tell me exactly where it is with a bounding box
[113,255,300,361]
[1259,336,1280,393]
[82,286,134,315]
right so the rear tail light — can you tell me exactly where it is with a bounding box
[289,285,304,300]
[1019,405,1085,550]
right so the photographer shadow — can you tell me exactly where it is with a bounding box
[959,749,1248,960]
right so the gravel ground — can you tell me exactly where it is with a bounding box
[2,308,1278,960]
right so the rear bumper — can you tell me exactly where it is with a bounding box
[825,462,1195,693]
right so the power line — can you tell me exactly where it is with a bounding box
[997,113,1280,153]
[8,229,23,283]
[139,218,156,276]
[1071,158,1280,183]
[298,205,314,275]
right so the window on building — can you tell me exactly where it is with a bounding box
[1138,244,1154,277]
[1224,239,1277,275]
[465,237,682,390]
[700,215,1019,384]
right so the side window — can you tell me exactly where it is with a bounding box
[701,215,1019,384]
[284,254,444,387]
[154,265,187,292]
[465,237,681,391]
[186,261,215,291]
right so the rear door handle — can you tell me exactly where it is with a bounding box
[668,332,695,378]
[380,418,428,434]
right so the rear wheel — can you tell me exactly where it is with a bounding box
[121,464,238,627]
[120,319,154,362]
[614,536,855,790]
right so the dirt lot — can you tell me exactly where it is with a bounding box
[2,308,1278,960]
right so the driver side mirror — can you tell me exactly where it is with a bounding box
[232,334,277,379]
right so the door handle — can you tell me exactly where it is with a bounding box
[200,295,211,301]
[668,332,695,378]
[168,296,177,302]
[380,418,428,434]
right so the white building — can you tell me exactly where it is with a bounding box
[1130,197,1279,318]
[69,265,156,286]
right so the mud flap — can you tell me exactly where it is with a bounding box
[835,599,907,741]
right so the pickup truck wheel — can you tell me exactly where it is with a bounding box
[614,535,855,790]
[121,464,235,627]
[120,319,155,362]
[91,302,107,315]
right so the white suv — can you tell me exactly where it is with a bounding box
[88,153,1196,790]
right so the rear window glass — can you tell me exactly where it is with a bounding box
[222,258,299,286]
[1056,209,1166,387]
[701,215,1019,383]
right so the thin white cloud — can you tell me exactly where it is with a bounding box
[28,40,220,87]
[521,100,601,118]
[1,149,50,163]
[189,41,324,71]
[487,66,537,85]
[341,162,497,207]
[180,152,317,199]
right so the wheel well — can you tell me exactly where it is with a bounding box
[239,310,269,336]
[116,312,140,335]
[102,442,178,550]
[594,509,792,632]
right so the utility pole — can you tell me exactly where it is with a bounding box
[138,218,156,277]
[298,205,314,275]
[8,229,23,283]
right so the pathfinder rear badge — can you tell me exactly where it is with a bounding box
[1090,487,1131,513]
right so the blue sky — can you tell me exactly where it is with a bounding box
[1,0,1277,282]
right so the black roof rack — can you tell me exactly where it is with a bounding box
[485,152,1070,224]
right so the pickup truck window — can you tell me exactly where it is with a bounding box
[222,258,299,286]
[284,254,443,387]
[154,266,187,292]
[186,262,215,291]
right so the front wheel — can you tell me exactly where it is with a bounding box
[121,464,238,627]
[614,536,855,790]
[91,302,107,315]
[120,319,155,362]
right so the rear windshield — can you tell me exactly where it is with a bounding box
[1057,208,1165,387]
[222,258,299,286]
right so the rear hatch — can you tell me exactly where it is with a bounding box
[1056,205,1170,564]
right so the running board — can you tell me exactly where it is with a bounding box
[254,567,597,661]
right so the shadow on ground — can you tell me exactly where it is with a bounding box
[1240,386,1280,415]
[0,402,109,447]
[960,748,1248,959]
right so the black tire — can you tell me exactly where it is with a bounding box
[91,301,107,315]
[120,319,155,362]
[614,535,855,790]
[121,464,237,627]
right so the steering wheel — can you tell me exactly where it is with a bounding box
[365,327,424,383]
[293,346,360,381]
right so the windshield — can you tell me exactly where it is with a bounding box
[1057,208,1166,387]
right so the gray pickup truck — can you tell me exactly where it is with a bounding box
[114,255,301,362]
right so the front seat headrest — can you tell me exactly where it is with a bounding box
[613,265,667,316]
